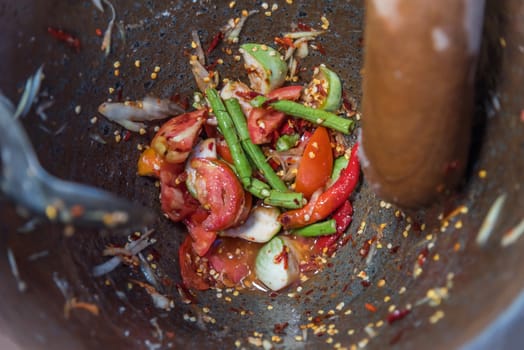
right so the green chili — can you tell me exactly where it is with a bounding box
[270,100,354,134]
[293,219,337,237]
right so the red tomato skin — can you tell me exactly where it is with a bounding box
[206,237,257,287]
[184,208,217,257]
[216,138,234,164]
[179,235,211,290]
[152,109,206,164]
[232,192,252,226]
[247,108,286,144]
[159,166,199,222]
[266,85,303,101]
[294,126,333,198]
[191,158,245,231]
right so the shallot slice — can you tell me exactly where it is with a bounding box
[190,57,218,93]
[191,30,205,66]
[221,10,258,44]
[282,29,325,40]
[98,96,185,132]
[91,0,104,12]
[131,279,173,310]
[476,193,506,247]
[92,230,156,276]
[7,247,27,292]
[501,218,524,247]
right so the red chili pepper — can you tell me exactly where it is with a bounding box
[268,158,280,171]
[365,303,377,312]
[274,36,294,49]
[316,83,327,96]
[279,143,360,229]
[206,32,224,55]
[314,42,327,55]
[294,119,313,135]
[273,322,289,334]
[123,130,132,142]
[342,91,353,109]
[417,247,429,267]
[315,200,353,251]
[47,27,80,52]
[279,118,296,135]
[387,309,411,324]
[274,248,289,269]
[359,237,376,258]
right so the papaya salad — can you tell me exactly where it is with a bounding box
[105,23,360,292]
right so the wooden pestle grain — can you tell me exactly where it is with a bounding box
[360,0,486,208]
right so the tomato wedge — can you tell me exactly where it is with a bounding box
[266,85,303,101]
[216,138,234,164]
[151,109,206,164]
[190,158,245,231]
[184,208,217,257]
[233,192,252,226]
[294,126,333,198]
[137,147,164,177]
[206,237,258,287]
[245,85,303,145]
[138,147,188,178]
[247,108,286,144]
[179,235,211,290]
[159,168,199,222]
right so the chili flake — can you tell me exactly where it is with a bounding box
[364,303,377,312]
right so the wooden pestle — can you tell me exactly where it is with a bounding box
[360,0,486,208]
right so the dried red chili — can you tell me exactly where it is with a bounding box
[235,91,260,100]
[273,248,289,270]
[279,118,296,135]
[387,309,411,324]
[342,91,355,114]
[274,36,294,49]
[417,247,429,267]
[47,27,80,52]
[314,42,327,55]
[273,322,289,334]
[365,303,377,312]
[123,130,132,142]
[206,32,224,55]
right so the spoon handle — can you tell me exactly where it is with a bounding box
[0,93,154,230]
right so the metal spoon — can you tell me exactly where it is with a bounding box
[0,89,155,231]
